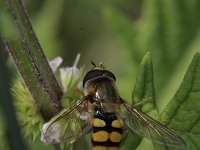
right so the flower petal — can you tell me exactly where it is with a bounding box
[49,57,63,73]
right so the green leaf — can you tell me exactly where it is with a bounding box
[160,52,200,150]
[4,0,63,120]
[121,52,158,150]
[132,52,158,116]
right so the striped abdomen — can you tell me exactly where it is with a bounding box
[92,108,123,150]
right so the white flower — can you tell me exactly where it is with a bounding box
[49,53,84,93]
[49,56,63,73]
[59,53,84,92]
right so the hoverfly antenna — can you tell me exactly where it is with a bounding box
[91,61,105,70]
[91,60,105,70]
[91,61,97,68]
[99,61,105,69]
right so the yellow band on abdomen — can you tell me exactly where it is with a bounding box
[92,131,109,142]
[92,118,106,127]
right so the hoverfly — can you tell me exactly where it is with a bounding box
[41,63,186,150]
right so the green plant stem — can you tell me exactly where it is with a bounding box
[4,0,63,121]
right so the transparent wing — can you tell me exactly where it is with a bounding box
[41,98,91,144]
[122,101,186,148]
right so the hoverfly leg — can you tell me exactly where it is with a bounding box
[79,93,95,127]
[74,87,85,97]
[76,95,92,121]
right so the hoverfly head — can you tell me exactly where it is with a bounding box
[83,61,116,88]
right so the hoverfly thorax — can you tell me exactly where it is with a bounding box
[83,68,121,113]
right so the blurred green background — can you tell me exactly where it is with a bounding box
[1,0,200,149]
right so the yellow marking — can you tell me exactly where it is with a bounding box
[110,132,122,142]
[108,147,119,150]
[92,118,106,127]
[92,131,108,142]
[111,120,122,128]
[92,146,107,150]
